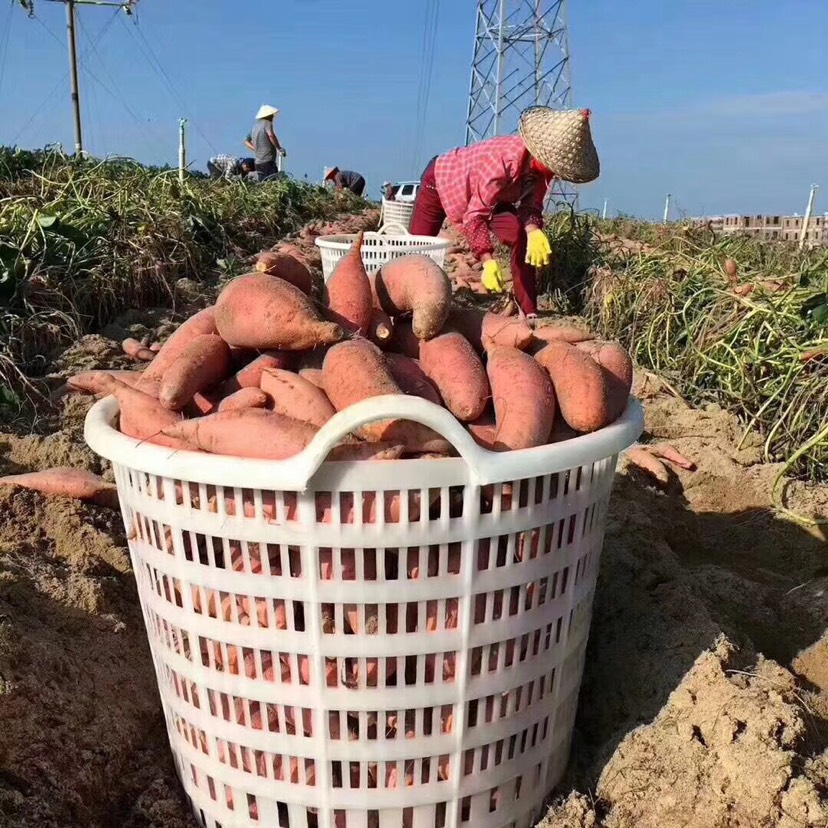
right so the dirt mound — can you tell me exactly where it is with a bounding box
[542,639,828,828]
[0,211,826,827]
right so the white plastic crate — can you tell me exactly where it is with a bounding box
[316,232,452,282]
[84,394,643,828]
[379,198,415,234]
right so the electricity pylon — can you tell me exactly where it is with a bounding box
[465,0,577,207]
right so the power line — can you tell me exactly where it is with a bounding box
[0,1,15,100]
[122,13,218,155]
[411,0,440,176]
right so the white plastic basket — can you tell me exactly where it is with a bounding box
[316,232,452,282]
[84,394,643,828]
[379,198,415,234]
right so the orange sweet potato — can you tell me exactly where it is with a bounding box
[113,383,191,450]
[121,337,156,362]
[158,334,232,411]
[259,367,335,428]
[217,350,294,396]
[575,339,633,422]
[535,341,613,433]
[215,272,342,350]
[140,306,219,386]
[384,353,442,406]
[327,442,405,461]
[0,467,119,508]
[375,255,451,339]
[255,251,313,295]
[418,332,489,421]
[325,231,372,336]
[467,413,497,449]
[162,409,318,459]
[487,346,556,450]
[298,367,325,390]
[532,322,594,346]
[67,370,143,396]
[216,387,269,412]
[447,307,533,353]
[322,339,450,452]
[369,308,394,348]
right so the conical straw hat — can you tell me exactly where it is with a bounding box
[518,107,599,183]
[255,104,280,120]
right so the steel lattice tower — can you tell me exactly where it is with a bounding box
[465,0,576,206]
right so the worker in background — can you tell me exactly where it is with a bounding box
[207,155,256,182]
[324,166,366,196]
[245,105,286,181]
[409,107,599,318]
[383,181,398,200]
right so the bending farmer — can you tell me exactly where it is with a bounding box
[245,105,286,180]
[207,155,256,182]
[324,167,366,196]
[410,107,599,317]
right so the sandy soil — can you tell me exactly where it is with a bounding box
[1,214,826,828]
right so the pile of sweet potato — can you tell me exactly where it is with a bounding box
[67,231,633,459]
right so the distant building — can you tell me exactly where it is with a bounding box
[691,213,828,246]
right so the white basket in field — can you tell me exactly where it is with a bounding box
[316,232,452,282]
[379,198,415,233]
[84,394,643,828]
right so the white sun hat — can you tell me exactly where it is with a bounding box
[255,104,280,120]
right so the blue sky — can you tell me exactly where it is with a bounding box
[1,0,826,219]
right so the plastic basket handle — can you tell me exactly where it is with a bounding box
[292,394,491,488]
[376,223,411,236]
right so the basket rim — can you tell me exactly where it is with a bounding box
[315,232,452,252]
[84,394,644,492]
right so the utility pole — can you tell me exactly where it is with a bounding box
[178,118,187,183]
[22,0,139,156]
[65,0,82,154]
[798,183,819,250]
[663,193,672,224]
[602,198,608,220]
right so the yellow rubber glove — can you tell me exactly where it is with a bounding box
[526,228,552,268]
[481,259,505,293]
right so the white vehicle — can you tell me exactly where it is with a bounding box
[389,180,420,203]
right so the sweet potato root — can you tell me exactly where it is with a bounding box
[576,339,633,422]
[487,346,556,450]
[447,307,533,353]
[375,255,451,340]
[158,334,232,411]
[113,383,191,450]
[162,409,318,459]
[216,387,269,413]
[141,306,219,385]
[418,332,489,421]
[217,351,294,396]
[298,368,325,390]
[215,272,342,350]
[255,251,313,295]
[368,308,394,348]
[384,353,442,405]
[322,339,450,452]
[535,341,613,433]
[67,370,143,396]
[0,467,119,508]
[121,337,156,362]
[259,367,335,428]
[325,231,372,336]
